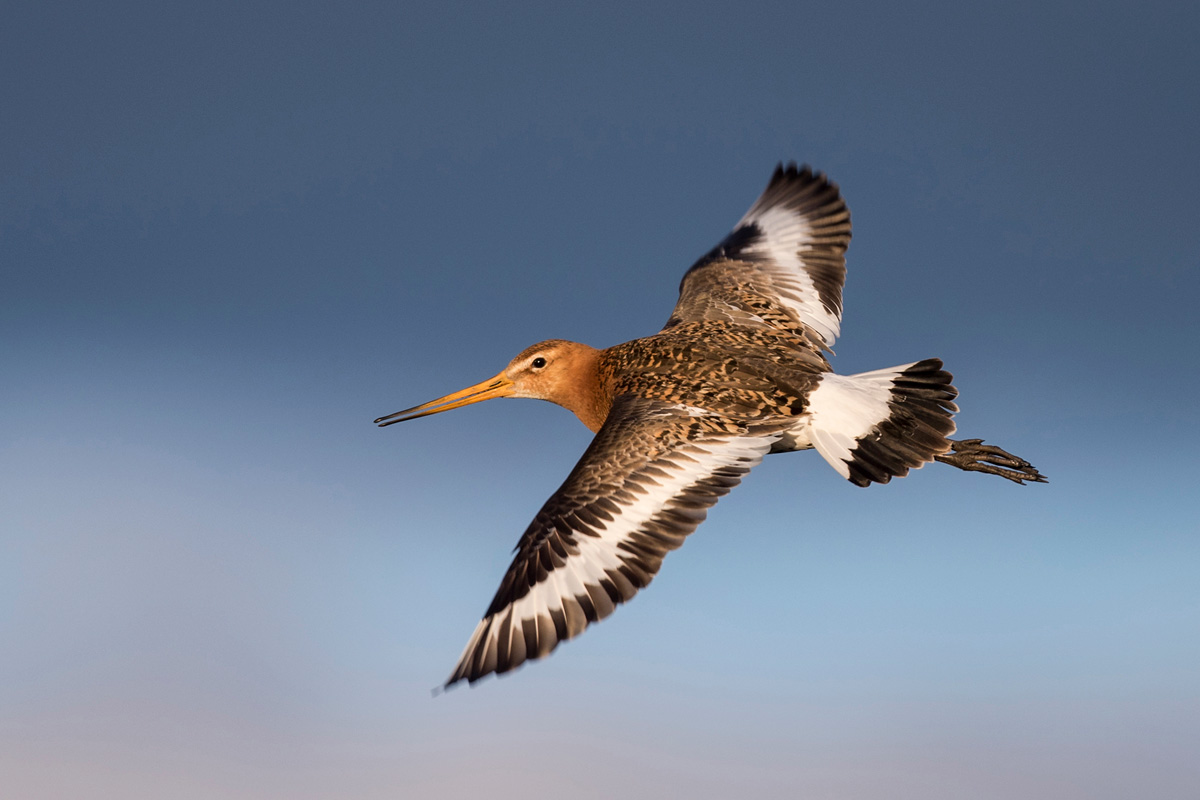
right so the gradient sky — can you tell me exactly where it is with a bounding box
[3,1,1198,798]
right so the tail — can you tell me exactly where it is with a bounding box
[805,359,958,486]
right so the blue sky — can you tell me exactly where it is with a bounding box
[3,1,1198,797]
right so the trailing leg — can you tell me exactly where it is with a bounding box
[935,438,1047,484]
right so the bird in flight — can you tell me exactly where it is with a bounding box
[376,163,1046,689]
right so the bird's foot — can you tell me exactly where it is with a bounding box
[935,438,1047,485]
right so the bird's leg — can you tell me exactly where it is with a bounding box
[934,438,1047,485]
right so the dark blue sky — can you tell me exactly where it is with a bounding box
[3,2,1198,797]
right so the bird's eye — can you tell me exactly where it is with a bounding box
[531,357,547,369]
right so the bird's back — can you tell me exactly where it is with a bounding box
[599,321,830,423]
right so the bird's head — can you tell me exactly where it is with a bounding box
[375,339,606,429]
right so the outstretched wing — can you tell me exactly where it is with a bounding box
[665,163,851,351]
[444,397,782,688]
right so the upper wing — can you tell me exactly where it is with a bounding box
[444,396,782,688]
[665,163,851,351]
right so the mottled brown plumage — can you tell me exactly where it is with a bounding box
[375,163,1045,689]
[600,321,830,421]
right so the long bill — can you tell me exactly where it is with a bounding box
[374,373,515,427]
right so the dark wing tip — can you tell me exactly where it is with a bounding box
[759,161,843,213]
[772,160,814,180]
